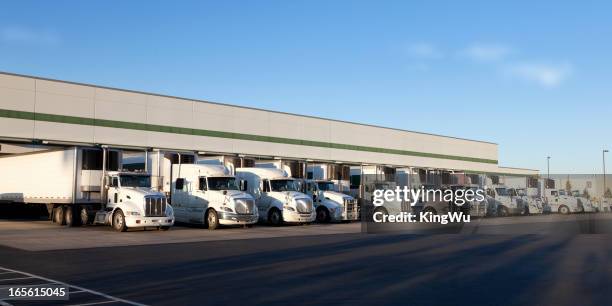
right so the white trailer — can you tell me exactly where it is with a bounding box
[0,147,174,231]
[170,164,258,229]
[235,167,315,225]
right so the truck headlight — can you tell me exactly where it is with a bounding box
[284,206,296,212]
[221,206,234,213]
[127,211,140,216]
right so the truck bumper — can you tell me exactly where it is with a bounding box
[217,212,258,225]
[283,210,316,223]
[125,215,174,228]
[330,210,359,222]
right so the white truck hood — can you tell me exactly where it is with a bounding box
[205,189,254,204]
[322,191,353,204]
[123,187,165,198]
[268,191,310,205]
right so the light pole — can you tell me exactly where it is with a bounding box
[604,150,609,198]
[547,156,551,188]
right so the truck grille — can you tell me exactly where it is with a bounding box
[145,196,167,217]
[344,198,357,212]
[234,199,256,214]
[296,199,313,214]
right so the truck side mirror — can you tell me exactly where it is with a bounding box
[240,180,248,191]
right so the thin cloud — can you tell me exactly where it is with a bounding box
[0,26,60,46]
[462,43,512,61]
[506,62,572,88]
[406,42,443,59]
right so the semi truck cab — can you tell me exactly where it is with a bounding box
[95,172,174,231]
[236,168,315,225]
[170,164,258,229]
[485,186,526,216]
[544,189,582,214]
[301,180,359,222]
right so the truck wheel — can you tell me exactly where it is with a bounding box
[559,206,570,215]
[316,207,330,223]
[268,208,282,226]
[113,210,127,232]
[522,205,530,216]
[53,206,66,225]
[371,207,388,222]
[497,206,509,217]
[80,206,90,225]
[206,209,219,230]
[423,207,437,215]
[65,206,75,227]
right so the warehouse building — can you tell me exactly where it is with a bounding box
[0,71,537,178]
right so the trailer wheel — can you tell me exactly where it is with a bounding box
[206,209,219,230]
[268,208,282,226]
[65,206,75,227]
[53,206,66,225]
[112,210,127,232]
[79,206,90,225]
[316,207,330,223]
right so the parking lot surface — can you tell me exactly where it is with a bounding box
[0,220,361,251]
[1,214,612,305]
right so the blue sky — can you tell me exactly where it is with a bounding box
[1,0,610,173]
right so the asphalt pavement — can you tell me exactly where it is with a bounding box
[0,216,612,306]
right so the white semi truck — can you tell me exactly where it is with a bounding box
[485,185,528,216]
[301,179,360,222]
[169,164,258,229]
[235,168,315,225]
[512,188,544,214]
[571,190,596,212]
[543,189,583,214]
[0,147,174,231]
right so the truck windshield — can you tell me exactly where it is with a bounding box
[207,177,239,191]
[496,188,509,196]
[120,175,151,188]
[270,179,299,192]
[317,182,335,191]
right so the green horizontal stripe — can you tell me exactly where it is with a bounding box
[0,108,498,164]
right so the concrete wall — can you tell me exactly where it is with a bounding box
[0,72,535,175]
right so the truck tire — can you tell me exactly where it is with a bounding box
[206,209,219,230]
[371,207,388,222]
[423,207,437,215]
[316,207,330,223]
[268,208,282,226]
[65,206,75,227]
[80,206,90,225]
[559,205,570,215]
[53,206,66,225]
[521,205,530,216]
[497,206,509,217]
[112,210,127,232]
